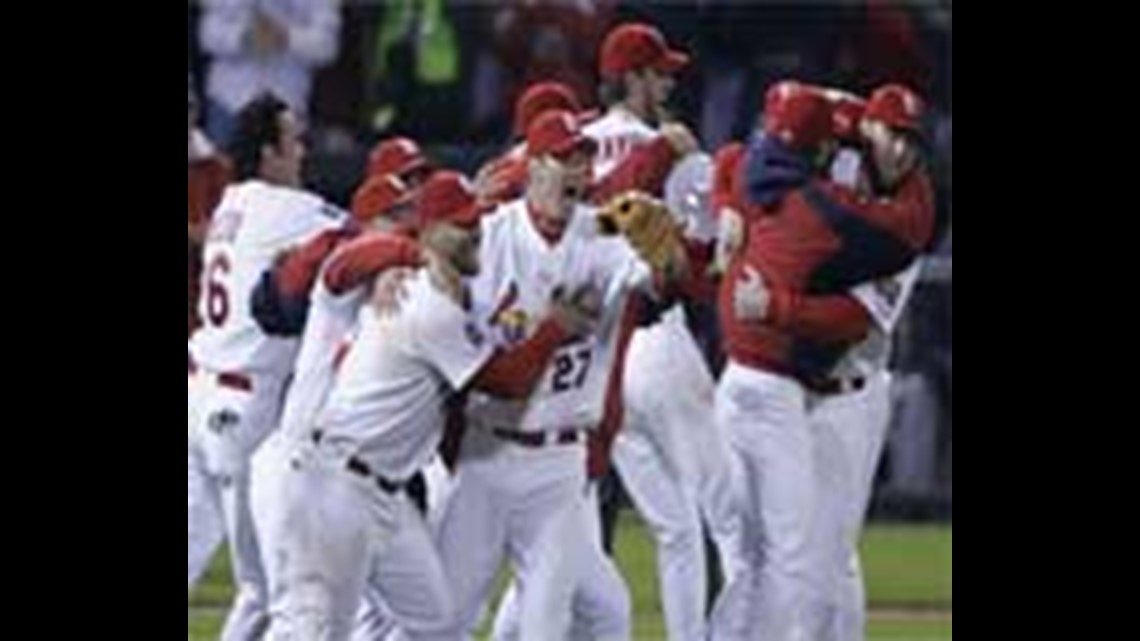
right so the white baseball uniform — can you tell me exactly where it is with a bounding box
[188,179,342,641]
[243,235,454,641]
[430,199,647,641]
[803,261,922,641]
[264,269,496,641]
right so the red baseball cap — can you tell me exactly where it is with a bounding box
[829,93,868,143]
[350,174,413,225]
[527,110,598,160]
[514,82,583,138]
[367,137,430,179]
[864,84,925,133]
[600,23,690,80]
[763,81,834,151]
[415,171,484,231]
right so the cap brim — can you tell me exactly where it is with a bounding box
[519,110,600,139]
[658,51,690,74]
[399,158,433,179]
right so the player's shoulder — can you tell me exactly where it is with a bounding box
[584,108,656,140]
[241,182,347,245]
[402,270,470,332]
[245,181,341,220]
[571,205,634,264]
[480,198,527,242]
[480,198,520,226]
[582,108,623,132]
[568,203,603,240]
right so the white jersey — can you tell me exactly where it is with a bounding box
[827,150,924,378]
[583,106,659,179]
[275,276,366,443]
[278,232,420,442]
[835,261,923,379]
[190,180,343,376]
[465,199,649,434]
[317,271,495,480]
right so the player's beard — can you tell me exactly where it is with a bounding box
[454,235,481,278]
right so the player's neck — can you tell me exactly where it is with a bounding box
[525,200,568,247]
[617,98,653,125]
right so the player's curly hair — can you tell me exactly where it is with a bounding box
[227,93,290,182]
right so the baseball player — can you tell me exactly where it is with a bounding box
[804,85,931,641]
[708,82,935,641]
[262,170,598,641]
[247,175,421,549]
[187,93,346,641]
[461,81,631,641]
[487,67,716,637]
[248,169,455,641]
[582,22,743,641]
[487,74,711,638]
[260,171,467,641]
[426,110,688,641]
[486,75,707,641]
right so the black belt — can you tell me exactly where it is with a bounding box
[345,457,406,495]
[311,430,407,495]
[805,376,867,397]
[492,428,581,449]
